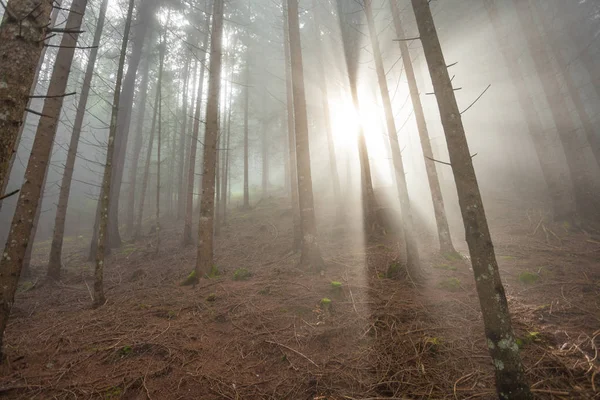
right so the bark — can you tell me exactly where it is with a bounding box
[107,0,160,249]
[513,0,598,219]
[155,34,166,253]
[483,0,576,221]
[364,0,421,276]
[261,119,269,198]
[411,1,531,398]
[287,0,324,270]
[177,55,192,220]
[0,0,53,198]
[312,0,343,221]
[389,0,456,255]
[283,6,302,251]
[243,63,250,209]
[125,55,151,236]
[0,0,87,356]
[47,0,109,278]
[95,0,136,307]
[183,42,208,246]
[195,0,225,277]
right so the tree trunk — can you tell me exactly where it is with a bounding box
[195,0,225,277]
[483,0,576,222]
[243,63,250,209]
[47,0,109,278]
[389,0,456,255]
[125,54,151,236]
[282,5,302,251]
[107,0,159,249]
[411,1,531,398]
[0,0,88,356]
[95,0,136,307]
[513,0,598,219]
[312,0,343,222]
[177,55,191,220]
[364,0,421,276]
[183,44,208,246]
[287,0,324,270]
[155,32,166,253]
[261,119,269,198]
[0,0,53,198]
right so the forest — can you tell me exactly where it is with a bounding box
[0,0,599,398]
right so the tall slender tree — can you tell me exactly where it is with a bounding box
[47,0,110,278]
[196,0,225,276]
[94,0,136,307]
[0,0,88,356]
[411,0,531,397]
[287,0,324,269]
[242,62,251,209]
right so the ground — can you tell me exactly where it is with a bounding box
[0,195,599,399]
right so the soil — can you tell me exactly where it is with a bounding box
[0,195,599,399]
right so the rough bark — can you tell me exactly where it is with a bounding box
[155,33,166,253]
[364,0,421,276]
[0,0,53,198]
[95,0,136,307]
[243,63,250,209]
[195,0,224,277]
[177,55,192,220]
[125,55,151,236]
[513,0,598,219]
[389,0,456,255]
[282,6,302,251]
[47,0,109,278]
[0,0,87,356]
[411,0,532,398]
[287,0,324,270]
[483,0,576,221]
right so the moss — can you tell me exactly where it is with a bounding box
[442,251,463,262]
[167,310,177,319]
[206,265,220,279]
[517,331,542,348]
[331,281,342,289]
[386,261,402,278]
[180,270,198,286]
[233,268,252,281]
[433,264,457,271]
[320,297,332,309]
[118,345,133,357]
[206,293,216,302]
[518,271,539,285]
[437,278,461,292]
[103,386,122,399]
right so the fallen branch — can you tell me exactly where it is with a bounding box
[265,340,318,368]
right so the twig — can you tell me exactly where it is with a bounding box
[460,84,491,114]
[264,340,319,368]
[0,189,19,201]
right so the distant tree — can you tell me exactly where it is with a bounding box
[411,0,531,398]
[196,0,225,276]
[0,0,53,200]
[94,0,136,307]
[0,0,88,357]
[287,0,324,269]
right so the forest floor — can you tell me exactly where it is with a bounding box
[0,194,599,399]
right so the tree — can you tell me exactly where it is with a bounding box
[242,62,251,209]
[94,0,136,307]
[177,54,192,220]
[389,0,457,255]
[0,0,88,357]
[410,0,531,397]
[47,0,110,279]
[364,0,421,276]
[0,0,53,198]
[287,0,324,269]
[155,26,167,252]
[195,0,225,276]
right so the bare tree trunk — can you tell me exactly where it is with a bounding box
[183,37,209,245]
[95,0,136,307]
[287,0,324,270]
[513,0,598,219]
[195,0,225,277]
[243,63,250,209]
[125,55,151,236]
[261,120,269,198]
[155,32,166,252]
[177,55,191,220]
[283,6,302,251]
[47,0,109,278]
[411,1,531,398]
[312,0,343,222]
[364,0,421,276]
[0,0,87,356]
[483,0,576,222]
[0,0,53,198]
[389,0,456,255]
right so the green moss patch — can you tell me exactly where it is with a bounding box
[181,270,198,286]
[233,268,252,281]
[437,278,461,292]
[518,271,539,285]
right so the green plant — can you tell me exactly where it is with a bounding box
[442,251,463,262]
[206,265,220,279]
[516,331,542,348]
[433,264,457,271]
[331,281,342,289]
[103,386,122,399]
[518,271,539,285]
[118,345,133,357]
[320,298,332,309]
[167,310,177,319]
[386,261,402,278]
[233,268,252,281]
[437,278,461,292]
[181,270,198,286]
[206,293,216,302]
